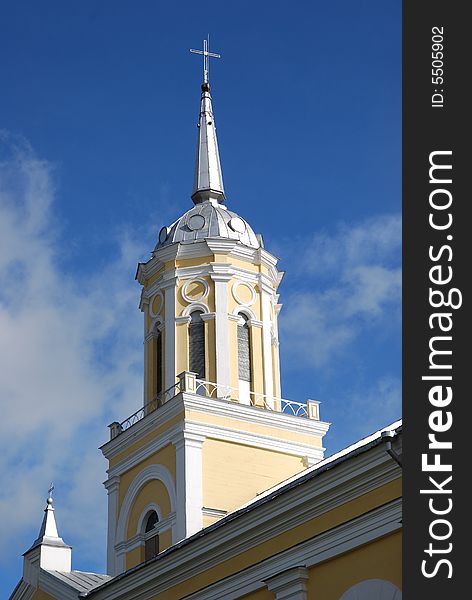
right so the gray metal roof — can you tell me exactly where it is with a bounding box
[155,200,260,250]
[47,570,112,593]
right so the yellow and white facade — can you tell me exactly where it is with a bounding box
[10,49,402,600]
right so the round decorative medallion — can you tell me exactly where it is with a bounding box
[149,291,164,318]
[158,226,169,244]
[188,214,206,231]
[232,281,256,307]
[228,216,246,234]
[182,278,209,303]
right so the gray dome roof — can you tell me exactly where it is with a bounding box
[155,201,260,250]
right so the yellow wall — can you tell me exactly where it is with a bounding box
[126,546,142,570]
[202,439,305,512]
[187,409,323,447]
[307,531,402,598]
[117,443,176,514]
[240,590,274,600]
[125,524,174,570]
[145,479,401,600]
[32,591,56,600]
[109,417,181,470]
[126,479,172,539]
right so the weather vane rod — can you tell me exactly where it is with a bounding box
[190,35,221,84]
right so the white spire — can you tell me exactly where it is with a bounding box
[190,38,225,205]
[29,495,65,549]
[23,492,72,577]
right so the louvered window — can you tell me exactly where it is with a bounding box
[189,311,205,379]
[144,511,159,561]
[238,314,251,382]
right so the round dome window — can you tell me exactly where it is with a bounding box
[188,214,206,231]
[158,226,169,244]
[229,217,246,234]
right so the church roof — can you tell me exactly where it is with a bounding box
[45,570,112,594]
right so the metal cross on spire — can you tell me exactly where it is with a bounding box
[190,36,221,84]
[48,482,55,499]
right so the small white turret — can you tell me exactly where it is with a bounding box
[22,493,71,586]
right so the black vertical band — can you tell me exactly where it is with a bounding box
[403,1,468,596]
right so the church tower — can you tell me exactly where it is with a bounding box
[101,40,330,576]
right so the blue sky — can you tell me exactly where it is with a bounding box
[0,0,400,593]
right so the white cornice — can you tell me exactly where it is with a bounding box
[200,312,216,321]
[181,393,330,438]
[185,420,324,461]
[205,239,239,254]
[105,422,183,479]
[103,391,330,463]
[139,239,282,282]
[175,315,191,324]
[8,579,35,600]
[116,512,176,555]
[103,392,330,480]
[101,393,185,460]
[202,507,228,519]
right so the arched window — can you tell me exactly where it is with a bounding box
[155,330,163,397]
[237,314,252,404]
[189,310,205,380]
[339,579,402,600]
[144,511,159,561]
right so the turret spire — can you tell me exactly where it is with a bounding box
[28,489,68,551]
[190,37,225,205]
[23,489,72,576]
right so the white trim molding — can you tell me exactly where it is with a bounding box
[136,503,164,533]
[149,291,164,318]
[231,281,256,307]
[181,278,209,304]
[182,302,210,316]
[173,431,205,542]
[114,465,177,575]
[265,566,309,600]
[164,284,176,391]
[104,475,120,576]
[213,277,231,389]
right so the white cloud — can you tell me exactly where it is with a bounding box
[327,376,402,451]
[280,214,401,369]
[0,136,145,567]
[298,214,401,276]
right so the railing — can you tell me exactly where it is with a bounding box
[194,379,317,418]
[109,372,320,439]
[109,380,182,438]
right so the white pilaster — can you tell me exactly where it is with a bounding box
[260,281,275,407]
[162,278,177,391]
[210,267,232,390]
[265,566,309,600]
[173,432,205,541]
[104,475,120,576]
